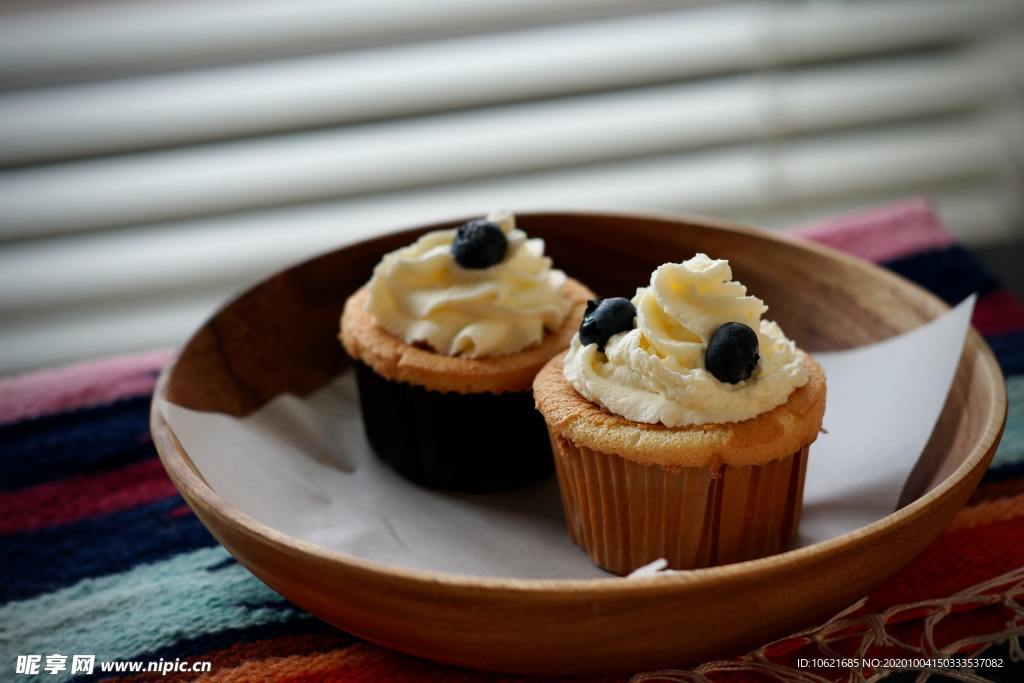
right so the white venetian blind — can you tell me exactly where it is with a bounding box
[0,0,1021,373]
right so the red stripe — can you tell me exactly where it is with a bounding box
[0,458,178,534]
[755,518,1024,674]
[169,504,194,518]
[862,514,1024,612]
[0,347,173,425]
[972,289,1024,337]
[792,198,955,264]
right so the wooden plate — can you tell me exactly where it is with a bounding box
[151,211,1006,674]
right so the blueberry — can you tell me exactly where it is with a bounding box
[579,297,636,351]
[451,219,508,269]
[705,322,759,383]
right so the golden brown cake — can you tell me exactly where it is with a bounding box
[535,354,825,469]
[340,279,591,395]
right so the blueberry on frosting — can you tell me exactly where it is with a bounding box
[705,322,759,384]
[365,210,571,358]
[452,218,508,269]
[579,297,636,351]
[563,255,806,427]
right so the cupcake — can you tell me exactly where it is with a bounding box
[534,254,825,574]
[340,210,593,492]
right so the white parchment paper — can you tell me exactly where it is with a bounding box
[160,297,974,579]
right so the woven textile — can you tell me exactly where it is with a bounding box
[2,199,1023,682]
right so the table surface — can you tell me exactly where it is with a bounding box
[2,198,1023,682]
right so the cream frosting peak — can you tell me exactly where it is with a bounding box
[365,210,571,357]
[564,253,808,427]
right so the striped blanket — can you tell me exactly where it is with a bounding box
[2,199,1022,682]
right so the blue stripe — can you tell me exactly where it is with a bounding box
[883,246,999,305]
[0,396,152,491]
[70,615,354,683]
[987,330,1024,377]
[0,497,214,602]
[1,547,307,683]
[990,375,1024,471]
[984,460,1024,483]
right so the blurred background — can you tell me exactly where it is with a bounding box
[0,0,1021,374]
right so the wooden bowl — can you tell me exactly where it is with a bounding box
[151,211,1006,674]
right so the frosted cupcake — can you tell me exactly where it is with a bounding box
[341,210,592,492]
[533,254,825,574]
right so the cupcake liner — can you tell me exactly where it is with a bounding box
[549,431,809,575]
[353,361,553,492]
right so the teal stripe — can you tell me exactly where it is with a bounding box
[0,547,306,682]
[992,374,1024,469]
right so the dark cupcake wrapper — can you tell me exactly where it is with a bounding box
[353,361,553,492]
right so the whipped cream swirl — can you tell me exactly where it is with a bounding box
[564,254,808,427]
[365,210,571,357]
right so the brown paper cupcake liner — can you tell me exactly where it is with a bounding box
[353,361,553,492]
[549,431,809,575]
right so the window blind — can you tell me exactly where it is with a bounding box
[0,0,1021,373]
